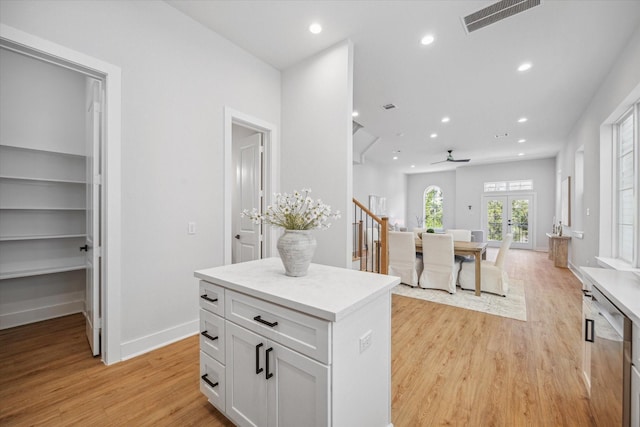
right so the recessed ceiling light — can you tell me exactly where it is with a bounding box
[518,152,525,156]
[518,117,528,123]
[420,35,435,46]
[352,111,359,117]
[441,117,450,123]
[518,139,526,143]
[518,62,532,72]
[411,164,415,168]
[393,156,398,160]
[309,23,322,34]
[430,133,438,138]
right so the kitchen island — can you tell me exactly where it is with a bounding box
[195,257,399,427]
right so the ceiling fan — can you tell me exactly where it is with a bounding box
[431,150,471,164]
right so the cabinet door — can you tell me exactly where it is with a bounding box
[631,365,640,427]
[266,340,329,427]
[226,321,267,427]
[581,295,592,394]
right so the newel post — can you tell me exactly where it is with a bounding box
[380,217,389,275]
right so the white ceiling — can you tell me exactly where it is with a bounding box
[167,0,640,174]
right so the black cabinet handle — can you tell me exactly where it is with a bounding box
[201,330,218,342]
[585,318,594,343]
[255,343,264,374]
[200,294,218,303]
[265,347,273,380]
[201,373,218,388]
[253,315,278,328]
[79,244,89,252]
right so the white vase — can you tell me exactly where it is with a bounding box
[277,229,317,277]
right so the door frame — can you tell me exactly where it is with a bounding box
[1,24,123,365]
[224,107,278,265]
[481,192,536,250]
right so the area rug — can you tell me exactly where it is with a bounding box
[392,279,527,321]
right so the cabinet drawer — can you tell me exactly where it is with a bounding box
[200,309,225,363]
[199,280,224,316]
[200,351,226,413]
[226,289,330,364]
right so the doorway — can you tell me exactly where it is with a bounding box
[224,108,277,265]
[483,194,535,249]
[231,124,263,264]
[1,25,122,364]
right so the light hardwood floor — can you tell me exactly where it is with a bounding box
[1,249,596,426]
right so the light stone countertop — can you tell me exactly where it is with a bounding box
[581,266,640,325]
[195,257,400,322]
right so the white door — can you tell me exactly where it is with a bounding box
[266,340,329,427]
[483,194,533,249]
[232,132,262,264]
[226,322,267,427]
[84,77,102,356]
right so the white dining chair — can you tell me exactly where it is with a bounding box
[419,232,457,294]
[388,231,423,287]
[459,233,513,296]
[445,229,471,242]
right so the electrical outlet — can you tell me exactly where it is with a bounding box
[188,222,196,235]
[359,330,372,353]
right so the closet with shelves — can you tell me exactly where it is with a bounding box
[0,47,89,329]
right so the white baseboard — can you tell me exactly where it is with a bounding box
[120,319,199,361]
[0,299,84,330]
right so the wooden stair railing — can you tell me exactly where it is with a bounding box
[352,198,388,275]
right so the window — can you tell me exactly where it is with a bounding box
[616,108,636,264]
[423,186,443,229]
[484,180,533,192]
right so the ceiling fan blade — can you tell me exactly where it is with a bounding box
[451,159,470,162]
[430,159,447,164]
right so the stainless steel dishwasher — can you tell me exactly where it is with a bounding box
[586,286,632,426]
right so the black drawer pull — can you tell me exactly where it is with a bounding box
[585,318,594,343]
[201,373,218,388]
[200,294,218,303]
[201,330,218,342]
[265,347,274,380]
[255,343,264,374]
[253,315,278,328]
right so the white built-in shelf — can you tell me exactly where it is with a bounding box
[0,175,85,185]
[0,264,86,280]
[0,234,86,242]
[0,143,85,158]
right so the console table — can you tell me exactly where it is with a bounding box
[546,233,571,268]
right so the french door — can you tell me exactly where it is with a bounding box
[483,194,534,249]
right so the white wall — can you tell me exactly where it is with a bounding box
[557,24,640,270]
[353,161,407,228]
[406,158,555,250]
[281,40,353,268]
[0,0,281,360]
[406,171,456,230]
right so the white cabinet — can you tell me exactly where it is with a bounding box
[632,366,639,427]
[581,292,593,394]
[0,144,86,279]
[225,312,329,427]
[196,258,398,427]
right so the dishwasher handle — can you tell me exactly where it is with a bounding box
[585,318,595,343]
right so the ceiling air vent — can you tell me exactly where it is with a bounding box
[382,103,397,110]
[463,0,541,34]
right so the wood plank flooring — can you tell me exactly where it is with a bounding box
[1,249,596,426]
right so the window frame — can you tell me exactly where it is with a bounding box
[422,185,443,230]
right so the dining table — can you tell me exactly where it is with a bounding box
[415,239,488,296]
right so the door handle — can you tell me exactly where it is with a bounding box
[79,244,89,252]
[255,343,264,374]
[234,234,241,240]
[265,347,273,379]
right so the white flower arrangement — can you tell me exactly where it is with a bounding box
[242,188,340,230]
